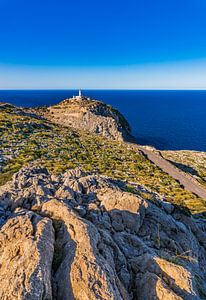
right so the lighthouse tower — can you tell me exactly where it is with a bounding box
[73,89,83,99]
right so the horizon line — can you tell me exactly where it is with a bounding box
[1,88,206,91]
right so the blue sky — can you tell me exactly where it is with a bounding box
[0,0,206,89]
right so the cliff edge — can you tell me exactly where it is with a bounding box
[42,95,133,141]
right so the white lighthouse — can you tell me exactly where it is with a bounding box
[73,89,83,99]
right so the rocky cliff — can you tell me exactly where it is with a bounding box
[43,96,132,141]
[0,166,206,299]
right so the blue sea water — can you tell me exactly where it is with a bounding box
[0,90,206,151]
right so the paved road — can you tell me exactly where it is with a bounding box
[138,147,206,200]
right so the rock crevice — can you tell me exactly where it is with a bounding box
[0,166,206,299]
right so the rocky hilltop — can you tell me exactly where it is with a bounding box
[43,95,132,141]
[0,166,206,299]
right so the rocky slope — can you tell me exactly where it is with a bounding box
[0,166,206,299]
[2,101,203,213]
[42,95,132,141]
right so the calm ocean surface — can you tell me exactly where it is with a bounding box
[0,90,206,151]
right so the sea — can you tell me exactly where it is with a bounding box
[0,89,206,151]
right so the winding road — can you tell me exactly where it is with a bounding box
[124,142,206,200]
[137,146,206,199]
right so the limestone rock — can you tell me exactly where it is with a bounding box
[136,272,183,300]
[43,96,132,141]
[0,208,54,300]
[41,199,129,300]
[0,166,206,299]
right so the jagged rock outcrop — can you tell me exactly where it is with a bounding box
[43,96,132,141]
[0,166,206,299]
[0,208,54,299]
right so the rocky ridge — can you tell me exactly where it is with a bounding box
[0,166,206,299]
[43,95,132,141]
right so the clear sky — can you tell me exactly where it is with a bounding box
[0,0,206,89]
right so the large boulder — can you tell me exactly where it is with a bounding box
[0,208,54,300]
[41,199,129,300]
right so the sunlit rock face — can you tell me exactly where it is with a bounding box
[44,96,133,141]
[0,166,206,299]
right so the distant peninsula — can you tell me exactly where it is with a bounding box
[39,91,132,142]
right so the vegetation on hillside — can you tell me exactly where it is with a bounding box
[0,104,206,214]
[162,151,206,188]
